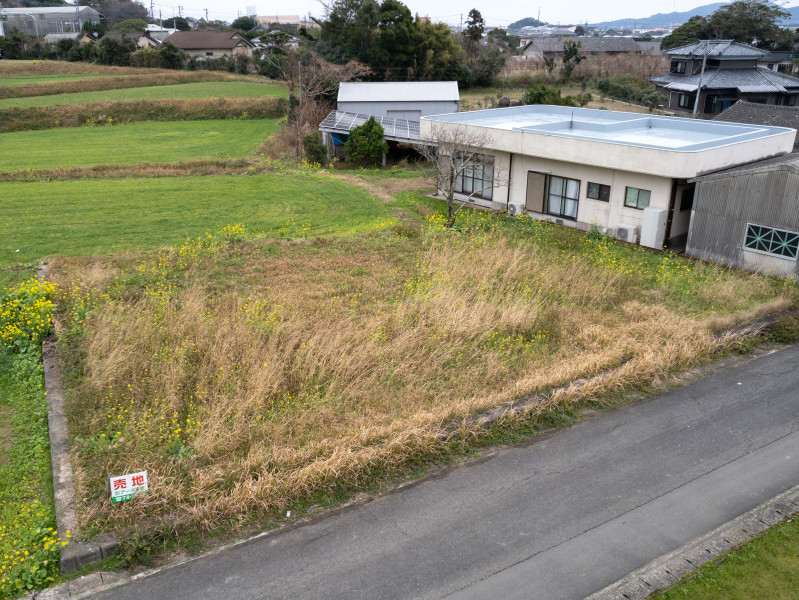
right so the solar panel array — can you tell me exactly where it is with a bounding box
[319,110,422,142]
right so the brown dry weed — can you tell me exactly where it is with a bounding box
[52,210,797,535]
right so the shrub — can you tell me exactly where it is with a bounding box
[594,74,665,110]
[130,46,163,68]
[344,116,388,166]
[521,83,578,107]
[302,132,327,165]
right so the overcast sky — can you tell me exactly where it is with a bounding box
[144,0,798,28]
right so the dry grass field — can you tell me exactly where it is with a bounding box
[50,196,797,537]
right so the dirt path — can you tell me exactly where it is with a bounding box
[327,171,434,203]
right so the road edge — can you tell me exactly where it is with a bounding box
[585,483,799,600]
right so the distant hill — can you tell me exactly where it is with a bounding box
[587,2,799,30]
[508,17,546,30]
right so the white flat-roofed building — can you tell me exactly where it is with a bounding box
[337,81,460,122]
[421,105,796,249]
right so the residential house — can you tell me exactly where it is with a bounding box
[715,101,799,151]
[146,25,178,43]
[336,82,460,122]
[164,30,255,58]
[102,32,160,48]
[687,154,799,276]
[650,40,799,116]
[520,36,641,60]
[0,6,101,36]
[419,105,794,250]
[635,40,662,55]
[759,51,798,75]
[43,32,95,45]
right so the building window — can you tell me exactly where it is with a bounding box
[206,52,214,57]
[624,187,651,210]
[548,176,580,219]
[670,60,686,74]
[678,94,694,109]
[586,182,610,202]
[744,224,799,259]
[454,154,494,200]
[680,188,694,211]
[786,95,798,106]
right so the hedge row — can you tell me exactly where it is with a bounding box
[0,71,262,100]
[0,97,288,133]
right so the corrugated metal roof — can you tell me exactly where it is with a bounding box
[694,153,799,181]
[319,110,422,142]
[652,66,799,92]
[665,40,767,58]
[714,101,799,130]
[337,82,459,103]
[165,30,254,50]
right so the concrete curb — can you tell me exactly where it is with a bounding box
[37,266,117,574]
[585,483,799,600]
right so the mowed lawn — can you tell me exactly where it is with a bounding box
[0,119,280,171]
[0,81,288,108]
[0,173,392,286]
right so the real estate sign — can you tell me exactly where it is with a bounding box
[110,471,148,503]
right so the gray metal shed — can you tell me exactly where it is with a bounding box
[686,154,799,276]
[336,82,459,122]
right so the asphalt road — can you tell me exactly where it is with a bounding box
[89,345,799,600]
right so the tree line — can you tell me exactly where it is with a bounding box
[661,0,797,51]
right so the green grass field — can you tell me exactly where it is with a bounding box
[0,74,117,87]
[0,173,392,287]
[0,81,288,108]
[658,517,799,599]
[0,119,280,171]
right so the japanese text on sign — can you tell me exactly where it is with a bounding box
[109,471,148,503]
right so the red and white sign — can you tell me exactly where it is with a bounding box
[110,471,148,503]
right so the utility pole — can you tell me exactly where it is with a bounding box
[459,13,462,33]
[205,8,208,22]
[692,40,708,117]
[150,0,154,19]
[178,5,183,18]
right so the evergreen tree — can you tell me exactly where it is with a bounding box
[345,117,388,166]
[464,8,485,43]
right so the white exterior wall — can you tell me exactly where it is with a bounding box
[422,109,796,246]
[508,154,672,232]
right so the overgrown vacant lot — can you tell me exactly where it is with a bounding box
[50,197,797,536]
[0,172,389,288]
[0,74,119,87]
[0,119,279,171]
[0,81,287,109]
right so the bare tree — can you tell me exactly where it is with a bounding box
[263,49,371,157]
[415,122,508,226]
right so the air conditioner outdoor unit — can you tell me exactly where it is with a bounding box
[615,225,639,244]
[507,203,525,217]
